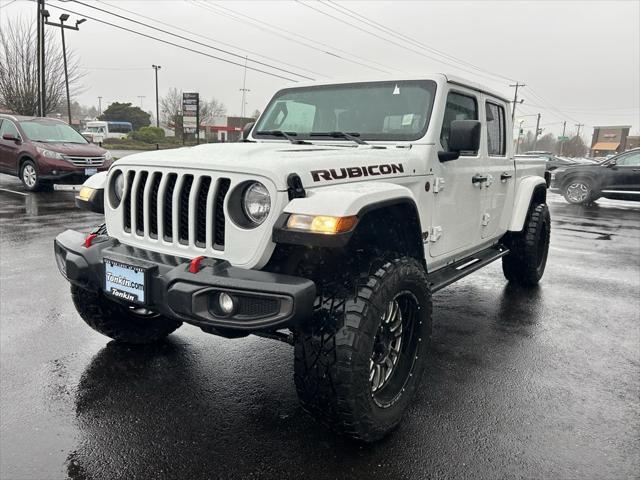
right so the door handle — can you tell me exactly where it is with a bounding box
[472,174,488,185]
[500,172,513,180]
[633,169,640,172]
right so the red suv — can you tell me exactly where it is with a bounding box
[0,114,114,191]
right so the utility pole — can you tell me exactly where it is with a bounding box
[45,14,86,126]
[559,121,567,155]
[516,119,524,154]
[509,82,525,121]
[36,0,43,116]
[239,56,250,117]
[575,123,584,138]
[98,96,102,116]
[137,96,146,109]
[39,3,49,116]
[532,113,541,149]
[152,65,161,128]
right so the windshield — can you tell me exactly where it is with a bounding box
[20,120,88,144]
[254,80,437,142]
[85,126,103,133]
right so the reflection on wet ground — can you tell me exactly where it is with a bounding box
[1,174,639,479]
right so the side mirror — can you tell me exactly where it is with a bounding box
[2,133,20,142]
[242,121,255,141]
[438,120,481,162]
[606,161,617,169]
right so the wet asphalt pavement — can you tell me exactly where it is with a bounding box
[1,174,639,480]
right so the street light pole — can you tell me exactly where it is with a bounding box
[98,96,102,116]
[59,15,71,125]
[40,6,49,116]
[44,14,85,126]
[152,65,161,128]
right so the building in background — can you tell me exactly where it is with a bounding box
[590,125,631,156]
[203,116,255,142]
[625,135,640,150]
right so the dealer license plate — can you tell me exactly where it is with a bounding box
[85,167,98,176]
[104,258,147,304]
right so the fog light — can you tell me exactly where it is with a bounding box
[218,292,235,315]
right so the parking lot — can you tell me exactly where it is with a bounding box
[0,174,638,480]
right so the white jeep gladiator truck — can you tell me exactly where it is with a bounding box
[54,74,550,442]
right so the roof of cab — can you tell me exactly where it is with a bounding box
[278,73,511,103]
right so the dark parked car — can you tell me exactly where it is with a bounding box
[0,114,113,191]
[516,153,582,171]
[551,148,640,204]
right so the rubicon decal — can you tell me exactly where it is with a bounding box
[311,163,404,182]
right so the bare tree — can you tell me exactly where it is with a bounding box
[0,17,84,116]
[199,98,226,125]
[161,88,226,138]
[562,135,588,157]
[160,87,182,128]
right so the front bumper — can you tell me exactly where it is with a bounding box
[54,230,316,332]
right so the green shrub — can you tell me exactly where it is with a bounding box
[129,126,165,144]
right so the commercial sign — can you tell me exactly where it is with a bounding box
[182,92,199,134]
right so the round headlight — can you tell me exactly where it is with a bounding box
[242,182,271,225]
[113,171,125,202]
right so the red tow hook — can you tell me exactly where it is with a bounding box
[189,255,206,274]
[84,233,98,248]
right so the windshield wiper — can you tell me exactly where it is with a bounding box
[255,130,311,145]
[310,131,368,145]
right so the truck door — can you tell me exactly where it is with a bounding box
[429,90,483,258]
[481,100,515,239]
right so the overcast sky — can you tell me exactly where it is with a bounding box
[1,0,639,138]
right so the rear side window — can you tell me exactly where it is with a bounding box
[440,92,478,154]
[0,119,19,139]
[486,102,506,156]
[617,151,640,166]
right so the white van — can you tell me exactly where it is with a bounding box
[82,121,133,144]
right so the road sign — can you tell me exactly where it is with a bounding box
[182,92,199,137]
[558,136,568,140]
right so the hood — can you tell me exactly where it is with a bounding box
[35,141,107,157]
[114,142,421,190]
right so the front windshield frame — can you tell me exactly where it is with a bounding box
[19,120,88,144]
[254,80,437,142]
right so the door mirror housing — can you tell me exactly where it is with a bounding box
[438,120,481,162]
[606,161,617,169]
[242,121,255,141]
[2,132,20,142]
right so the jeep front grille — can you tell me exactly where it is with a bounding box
[122,170,231,250]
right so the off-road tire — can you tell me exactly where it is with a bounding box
[502,203,550,286]
[294,257,432,442]
[71,284,182,344]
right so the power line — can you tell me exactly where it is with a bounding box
[0,0,20,10]
[66,0,315,80]
[296,0,514,85]
[321,0,516,84]
[189,0,394,74]
[94,0,326,79]
[45,1,302,82]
